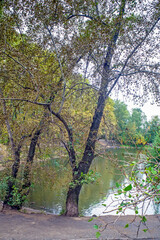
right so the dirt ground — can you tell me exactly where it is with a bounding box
[0,205,160,240]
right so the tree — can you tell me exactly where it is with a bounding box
[145,116,160,143]
[57,0,159,216]
[0,14,58,208]
[131,108,147,133]
[1,0,160,216]
[113,100,130,143]
[99,98,117,140]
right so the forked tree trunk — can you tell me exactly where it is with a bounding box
[3,115,45,210]
[65,92,106,216]
[65,0,126,217]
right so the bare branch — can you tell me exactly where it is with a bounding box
[95,0,100,16]
[47,105,76,170]
[0,89,16,154]
[67,14,107,26]
[0,98,50,106]
[65,82,98,97]
[46,26,66,114]
[3,52,33,78]
[106,17,160,97]
[84,51,91,82]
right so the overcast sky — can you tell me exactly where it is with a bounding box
[129,102,160,121]
[111,90,160,121]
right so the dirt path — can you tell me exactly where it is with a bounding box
[0,207,160,240]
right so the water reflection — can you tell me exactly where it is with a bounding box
[27,148,160,215]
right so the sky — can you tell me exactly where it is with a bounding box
[129,102,160,121]
[111,91,160,121]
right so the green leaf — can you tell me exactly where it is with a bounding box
[88,217,94,222]
[124,184,132,192]
[118,207,122,212]
[94,224,99,229]
[143,229,148,232]
[117,189,122,194]
[96,231,101,239]
[142,216,147,223]
[116,182,120,188]
[125,224,129,228]
[151,168,157,175]
[102,204,106,207]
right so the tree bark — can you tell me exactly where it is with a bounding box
[65,184,82,217]
[22,128,42,189]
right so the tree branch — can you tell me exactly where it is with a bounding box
[106,16,160,97]
[0,90,16,155]
[3,52,33,78]
[46,26,66,114]
[67,14,107,26]
[0,98,50,106]
[47,105,76,170]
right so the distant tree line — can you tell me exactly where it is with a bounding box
[101,100,160,146]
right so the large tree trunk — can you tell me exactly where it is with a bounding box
[22,128,42,190]
[65,90,106,216]
[65,184,82,217]
[65,0,126,217]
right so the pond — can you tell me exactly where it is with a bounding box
[26,148,160,216]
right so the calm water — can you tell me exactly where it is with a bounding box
[27,148,160,215]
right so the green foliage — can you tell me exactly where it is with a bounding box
[93,224,99,229]
[114,145,160,219]
[0,175,28,207]
[114,100,130,134]
[88,217,94,222]
[112,100,158,146]
[123,184,132,192]
[145,116,160,143]
[9,185,23,207]
[0,0,4,18]
[148,130,160,162]
[69,170,101,188]
[0,176,8,200]
[95,231,101,239]
[93,224,101,239]
[59,209,66,215]
[99,98,117,140]
[80,170,101,184]
[131,108,146,133]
